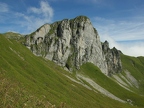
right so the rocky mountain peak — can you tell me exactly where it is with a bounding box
[102,41,109,53]
[25,16,122,75]
[102,41,122,75]
[71,16,90,22]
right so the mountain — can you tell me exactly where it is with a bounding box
[25,16,121,76]
[0,16,144,108]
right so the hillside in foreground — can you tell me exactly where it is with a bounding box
[0,32,144,108]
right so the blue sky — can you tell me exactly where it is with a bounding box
[0,0,144,56]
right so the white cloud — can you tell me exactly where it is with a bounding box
[29,1,53,19]
[119,42,144,57]
[93,16,144,41]
[0,2,9,12]
[99,34,119,48]
[2,1,54,34]
[99,34,144,57]
[93,16,144,57]
[16,1,54,33]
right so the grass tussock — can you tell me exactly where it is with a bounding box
[0,74,57,108]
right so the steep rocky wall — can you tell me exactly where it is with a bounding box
[102,41,122,75]
[25,16,108,75]
[25,16,122,75]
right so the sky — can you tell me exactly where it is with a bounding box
[0,0,144,57]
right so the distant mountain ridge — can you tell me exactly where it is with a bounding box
[24,16,122,76]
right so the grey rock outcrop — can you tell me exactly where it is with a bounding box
[102,41,122,75]
[25,16,122,75]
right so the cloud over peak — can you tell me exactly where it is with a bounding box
[18,0,54,33]
[29,1,53,21]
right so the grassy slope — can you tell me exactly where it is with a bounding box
[121,54,144,94]
[0,34,141,108]
[78,63,144,108]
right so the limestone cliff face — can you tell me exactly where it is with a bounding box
[25,16,122,75]
[102,41,122,75]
